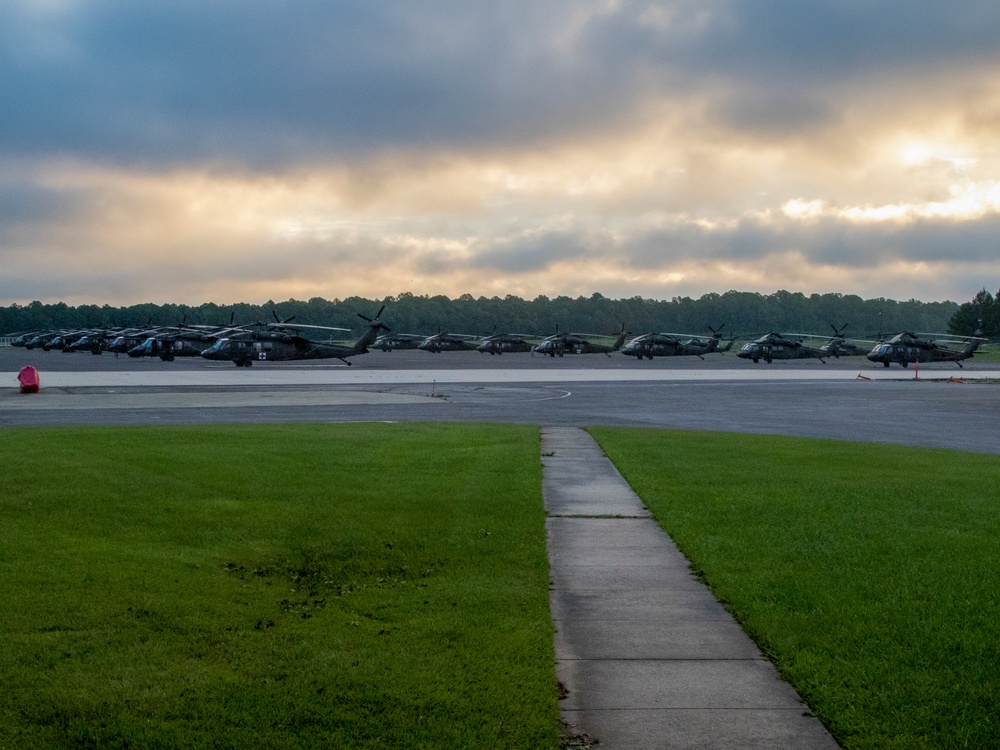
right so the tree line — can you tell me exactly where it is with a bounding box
[948,288,1000,338]
[0,290,967,341]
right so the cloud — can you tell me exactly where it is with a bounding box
[2,1,1000,306]
[5,1,998,166]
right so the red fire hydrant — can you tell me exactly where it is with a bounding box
[18,365,40,394]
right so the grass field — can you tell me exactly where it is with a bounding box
[0,423,559,750]
[589,427,1000,750]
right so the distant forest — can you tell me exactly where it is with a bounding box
[1,289,990,340]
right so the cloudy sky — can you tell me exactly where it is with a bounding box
[2,1,999,306]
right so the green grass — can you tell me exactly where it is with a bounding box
[588,427,1000,750]
[970,345,1000,362]
[0,423,559,750]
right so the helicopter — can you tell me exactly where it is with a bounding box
[40,331,80,352]
[417,332,481,353]
[24,330,77,351]
[819,324,871,357]
[736,332,828,363]
[372,332,425,351]
[865,332,987,367]
[201,306,389,366]
[10,330,46,347]
[107,326,178,355]
[622,326,732,360]
[532,326,629,357]
[477,332,535,355]
[67,327,130,355]
[127,317,245,361]
[128,329,232,360]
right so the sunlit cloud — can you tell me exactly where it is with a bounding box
[2,1,1000,306]
[780,181,1000,225]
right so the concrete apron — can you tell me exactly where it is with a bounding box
[542,427,839,749]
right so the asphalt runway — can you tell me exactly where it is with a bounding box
[3,348,999,455]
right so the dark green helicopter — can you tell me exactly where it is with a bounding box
[372,332,425,351]
[201,306,389,366]
[128,315,244,361]
[128,328,228,360]
[417,332,480,353]
[819,324,871,357]
[27,329,80,351]
[532,326,629,357]
[10,330,46,348]
[622,326,732,360]
[107,325,176,355]
[736,332,830,363]
[477,331,536,355]
[67,327,132,355]
[866,331,987,367]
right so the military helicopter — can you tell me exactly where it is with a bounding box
[477,332,535,355]
[67,328,125,354]
[865,331,987,367]
[736,332,828,363]
[201,306,388,366]
[41,331,82,351]
[372,332,425,351]
[418,332,481,353]
[532,326,629,357]
[107,325,177,355]
[819,324,871,357]
[10,330,48,348]
[127,316,245,361]
[25,329,79,351]
[622,326,732,360]
[128,328,233,360]
[13,330,43,349]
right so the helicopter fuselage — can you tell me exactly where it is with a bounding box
[866,337,979,367]
[623,334,726,360]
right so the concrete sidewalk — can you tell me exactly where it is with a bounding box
[542,427,839,749]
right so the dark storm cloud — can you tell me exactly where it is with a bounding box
[581,1,1000,135]
[4,1,999,169]
[682,1,1000,83]
[469,230,602,273]
[0,1,630,167]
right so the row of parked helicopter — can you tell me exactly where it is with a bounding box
[7,306,989,368]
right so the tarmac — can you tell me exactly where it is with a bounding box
[543,427,840,749]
